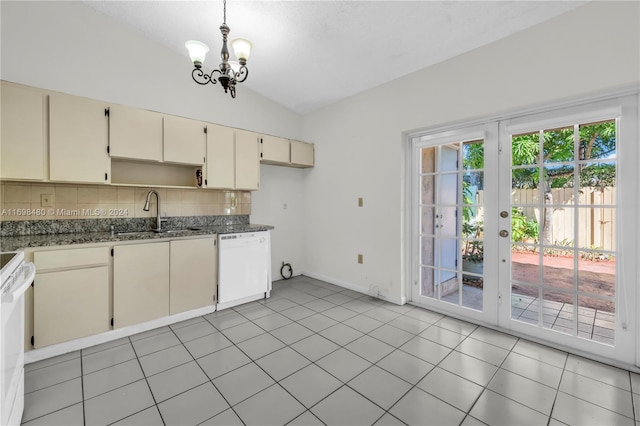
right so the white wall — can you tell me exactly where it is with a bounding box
[251,164,311,279]
[301,1,640,303]
[0,1,307,272]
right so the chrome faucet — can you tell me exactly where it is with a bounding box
[143,190,166,232]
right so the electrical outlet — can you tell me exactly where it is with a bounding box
[41,194,53,207]
[357,254,363,264]
[358,197,363,207]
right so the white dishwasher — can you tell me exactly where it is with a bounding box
[218,231,271,309]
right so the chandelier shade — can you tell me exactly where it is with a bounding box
[185,40,210,67]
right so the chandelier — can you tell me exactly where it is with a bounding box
[185,0,252,98]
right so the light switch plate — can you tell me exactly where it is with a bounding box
[358,197,363,207]
[357,254,363,264]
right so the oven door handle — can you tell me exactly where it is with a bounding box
[2,262,35,304]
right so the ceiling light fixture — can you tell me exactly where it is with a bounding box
[185,0,252,98]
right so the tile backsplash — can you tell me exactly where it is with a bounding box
[0,182,251,221]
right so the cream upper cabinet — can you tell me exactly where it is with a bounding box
[0,83,46,180]
[109,104,163,162]
[235,129,260,190]
[33,247,110,348]
[170,238,217,315]
[290,140,314,168]
[260,135,290,165]
[164,115,206,165]
[49,92,110,183]
[205,123,235,189]
[113,242,170,328]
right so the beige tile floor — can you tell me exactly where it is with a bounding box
[22,276,638,425]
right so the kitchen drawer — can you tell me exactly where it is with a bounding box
[34,247,110,271]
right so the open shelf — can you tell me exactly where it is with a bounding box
[111,159,201,189]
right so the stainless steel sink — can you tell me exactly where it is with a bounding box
[157,229,189,233]
[116,231,156,237]
[116,228,197,236]
[116,228,194,237]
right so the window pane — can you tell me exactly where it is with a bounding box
[463,140,484,170]
[579,162,616,188]
[543,126,574,164]
[421,147,436,173]
[578,120,616,161]
[512,132,540,166]
[421,236,434,266]
[512,167,540,191]
[544,166,574,191]
[421,175,435,204]
[542,289,573,334]
[577,207,615,250]
[420,207,435,235]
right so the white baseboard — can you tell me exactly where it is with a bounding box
[302,271,405,305]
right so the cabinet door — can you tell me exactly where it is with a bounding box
[260,135,290,165]
[206,123,235,189]
[290,140,314,167]
[235,130,260,190]
[49,93,109,183]
[0,84,46,180]
[170,238,217,314]
[113,242,170,328]
[33,266,110,348]
[109,104,163,162]
[164,115,206,165]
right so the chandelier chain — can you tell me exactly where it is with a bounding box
[223,0,227,24]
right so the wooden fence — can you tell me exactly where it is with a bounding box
[478,187,615,251]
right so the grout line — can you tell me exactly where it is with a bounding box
[24,277,635,426]
[126,335,167,426]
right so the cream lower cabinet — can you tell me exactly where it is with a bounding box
[113,242,170,328]
[170,238,217,314]
[33,247,110,348]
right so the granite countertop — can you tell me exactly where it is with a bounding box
[0,223,274,252]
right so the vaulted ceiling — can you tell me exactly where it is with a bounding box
[84,1,587,114]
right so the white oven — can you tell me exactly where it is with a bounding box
[0,251,36,426]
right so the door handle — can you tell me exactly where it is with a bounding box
[499,230,509,238]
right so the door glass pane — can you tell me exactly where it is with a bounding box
[542,289,572,334]
[417,139,484,311]
[421,207,435,235]
[421,147,436,173]
[543,127,574,163]
[579,294,615,345]
[512,132,540,166]
[421,175,435,204]
[579,120,616,160]
[509,117,617,346]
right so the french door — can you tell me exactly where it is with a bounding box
[410,95,638,365]
[411,123,500,325]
